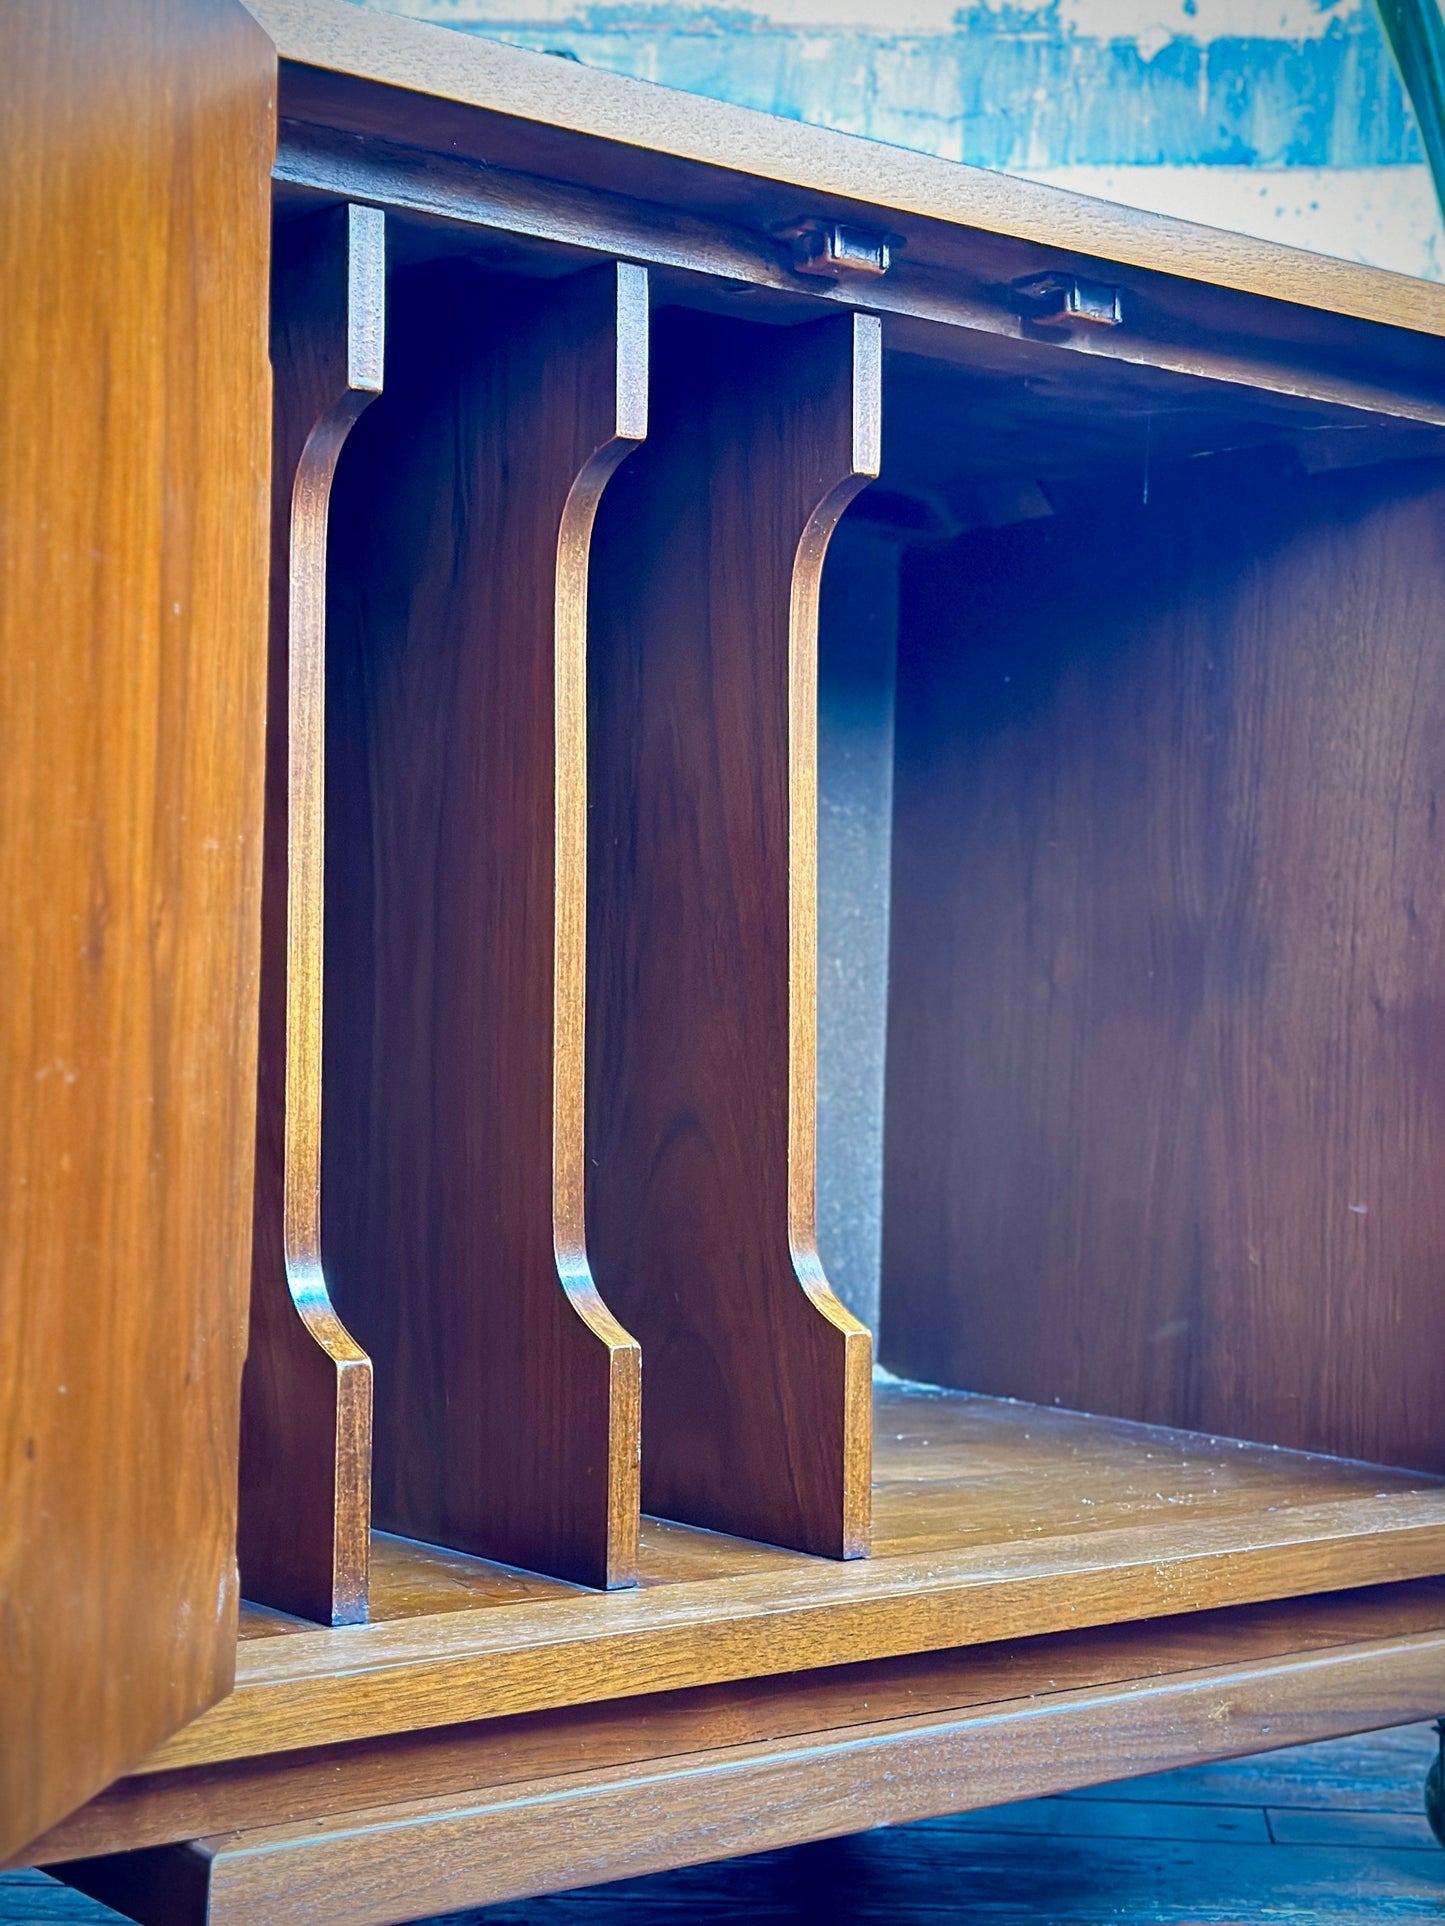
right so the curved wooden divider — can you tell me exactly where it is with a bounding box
[587,308,880,1558]
[238,203,383,1628]
[319,260,648,1590]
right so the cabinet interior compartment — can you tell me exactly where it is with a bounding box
[864,338,1445,1480]
[235,186,1445,1670]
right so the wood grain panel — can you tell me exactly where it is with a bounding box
[320,260,646,1589]
[139,1387,1445,1773]
[0,0,273,1860]
[883,448,1445,1473]
[26,1583,1445,1864]
[238,204,383,1629]
[587,308,879,1558]
[51,1617,1445,1923]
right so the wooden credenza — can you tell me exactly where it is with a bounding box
[7,2,1445,1916]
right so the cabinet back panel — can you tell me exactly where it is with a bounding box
[882,451,1445,1472]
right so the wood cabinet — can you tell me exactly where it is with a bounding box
[0,0,274,1865]
[6,0,1445,1914]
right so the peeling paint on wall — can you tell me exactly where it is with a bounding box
[373,0,1378,33]
[361,0,1443,274]
[1018,161,1445,274]
[364,0,1423,168]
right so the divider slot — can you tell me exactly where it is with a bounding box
[587,307,880,1559]
[238,203,382,1628]
[320,258,647,1591]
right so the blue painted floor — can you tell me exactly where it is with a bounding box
[6,1721,1444,1923]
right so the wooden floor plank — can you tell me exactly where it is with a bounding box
[940,1796,1272,1843]
[0,1878,115,1926]
[1064,1721,1437,1811]
[462,1832,1445,1922]
[1269,1807,1441,1849]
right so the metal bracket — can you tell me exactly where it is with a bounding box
[1011,272,1123,328]
[789,220,892,280]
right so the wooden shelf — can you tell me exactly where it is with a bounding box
[138,1385,1445,1772]
[33,1581,1445,1907]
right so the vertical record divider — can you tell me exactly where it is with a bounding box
[238,205,383,1626]
[587,308,881,1559]
[318,261,648,1590]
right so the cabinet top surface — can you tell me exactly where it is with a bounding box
[247,0,1445,342]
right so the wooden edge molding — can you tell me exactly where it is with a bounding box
[25,1584,1443,1868]
[51,1622,1445,1924]
[237,202,383,1628]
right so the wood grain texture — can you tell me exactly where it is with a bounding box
[25,1583,1445,1865]
[0,0,274,1862]
[243,0,1445,349]
[135,1387,1445,1771]
[28,1730,1445,1924]
[238,203,383,1630]
[48,1616,1445,1924]
[587,308,878,1557]
[320,260,646,1589]
[883,448,1445,1474]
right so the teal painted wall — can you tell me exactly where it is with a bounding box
[359,0,1444,278]
[366,0,1420,169]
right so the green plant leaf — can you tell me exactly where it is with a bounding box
[1378,0,1445,219]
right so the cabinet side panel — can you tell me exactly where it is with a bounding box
[0,0,274,1859]
[883,452,1445,1472]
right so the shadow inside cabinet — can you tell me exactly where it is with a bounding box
[880,404,1445,1478]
